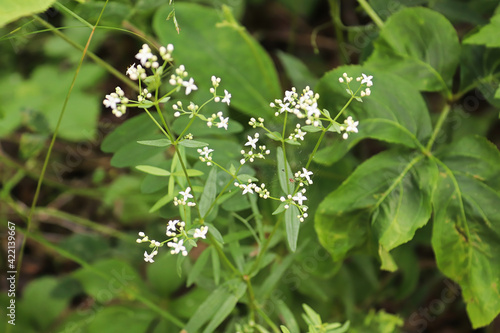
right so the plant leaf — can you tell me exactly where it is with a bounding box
[0,0,57,27]
[137,138,172,147]
[277,147,294,195]
[153,3,281,118]
[199,168,217,217]
[285,205,300,252]
[463,13,500,48]
[315,150,436,264]
[315,66,431,165]
[431,170,500,328]
[135,165,170,176]
[365,7,460,93]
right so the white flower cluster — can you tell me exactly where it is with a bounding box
[174,187,196,206]
[234,180,270,198]
[288,124,307,142]
[168,65,198,95]
[103,44,176,117]
[339,72,373,100]
[137,220,209,263]
[206,111,229,130]
[270,87,322,128]
[339,116,359,140]
[279,190,309,222]
[294,167,313,185]
[240,133,271,165]
[198,146,214,166]
[248,117,265,128]
[103,86,129,117]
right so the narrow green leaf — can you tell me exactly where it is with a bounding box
[266,131,283,141]
[135,165,170,176]
[280,326,291,333]
[205,223,224,244]
[187,248,210,287]
[178,140,209,148]
[149,192,174,213]
[277,147,293,194]
[277,301,300,333]
[171,169,204,177]
[211,246,220,286]
[199,168,217,217]
[285,205,300,252]
[272,202,286,215]
[137,138,172,147]
[302,125,322,133]
[184,279,245,333]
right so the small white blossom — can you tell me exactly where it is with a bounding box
[193,226,209,239]
[292,192,307,205]
[144,250,158,263]
[217,115,229,130]
[361,73,373,87]
[183,78,198,95]
[135,44,154,66]
[221,90,231,105]
[245,134,259,150]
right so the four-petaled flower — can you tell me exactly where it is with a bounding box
[361,73,373,87]
[144,250,157,263]
[199,147,214,158]
[292,192,307,205]
[218,115,229,130]
[221,90,231,105]
[179,187,193,201]
[135,44,153,66]
[301,168,313,184]
[167,220,178,233]
[245,134,259,150]
[103,94,121,110]
[193,226,209,239]
[170,239,187,256]
[183,78,198,95]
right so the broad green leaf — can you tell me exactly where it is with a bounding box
[184,279,246,333]
[277,147,294,194]
[153,3,281,118]
[0,0,56,27]
[110,141,164,168]
[432,170,500,328]
[0,65,103,141]
[437,135,500,181]
[199,167,217,217]
[315,150,436,264]
[87,306,155,333]
[285,205,300,252]
[102,113,160,153]
[20,277,75,330]
[178,139,209,148]
[365,7,460,93]
[315,66,430,165]
[137,138,171,147]
[458,45,500,107]
[147,253,185,296]
[463,13,500,47]
[136,165,170,176]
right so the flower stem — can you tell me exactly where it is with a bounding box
[358,0,385,29]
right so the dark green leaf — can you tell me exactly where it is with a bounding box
[153,3,281,118]
[315,150,436,264]
[277,147,294,194]
[432,171,500,328]
[285,205,300,252]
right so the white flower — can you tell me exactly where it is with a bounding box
[170,239,187,256]
[144,250,157,263]
[221,90,231,105]
[344,116,359,133]
[295,129,306,141]
[193,226,208,239]
[103,94,121,110]
[218,115,229,130]
[241,183,254,195]
[292,192,307,205]
[167,220,178,233]
[183,78,198,95]
[135,44,153,66]
[245,134,259,150]
[360,73,373,87]
[301,168,313,184]
[198,146,214,158]
[179,187,193,201]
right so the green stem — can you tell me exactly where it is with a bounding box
[426,103,451,151]
[305,127,328,170]
[11,7,109,333]
[328,0,349,64]
[358,0,384,28]
[209,234,240,276]
[32,16,137,92]
[250,215,283,275]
